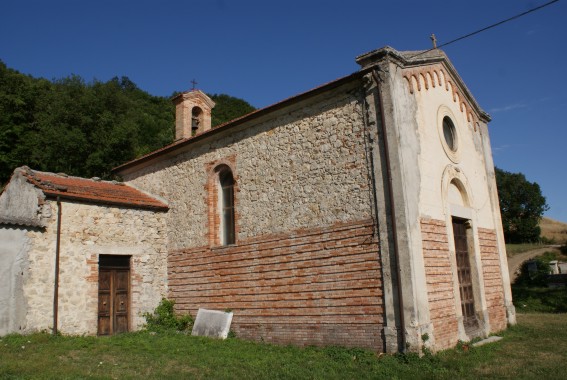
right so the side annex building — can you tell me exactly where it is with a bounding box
[0,46,516,353]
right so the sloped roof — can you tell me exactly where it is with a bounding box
[356,46,448,64]
[356,46,490,122]
[21,167,168,211]
[114,46,489,176]
[113,70,363,175]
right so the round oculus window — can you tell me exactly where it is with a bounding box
[442,116,457,152]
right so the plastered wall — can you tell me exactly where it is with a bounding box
[0,227,30,335]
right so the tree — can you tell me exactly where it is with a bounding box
[0,60,256,186]
[495,168,549,243]
[209,93,255,127]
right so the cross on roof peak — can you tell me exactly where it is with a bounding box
[430,34,437,49]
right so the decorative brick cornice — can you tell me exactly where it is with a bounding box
[403,63,481,132]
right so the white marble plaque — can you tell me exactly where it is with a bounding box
[191,308,233,339]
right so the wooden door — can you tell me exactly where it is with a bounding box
[452,219,477,329]
[98,256,130,335]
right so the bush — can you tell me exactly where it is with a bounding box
[514,257,550,287]
[539,236,556,245]
[143,299,193,333]
[561,243,567,255]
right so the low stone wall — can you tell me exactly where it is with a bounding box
[421,218,459,350]
[168,219,384,349]
[478,228,507,332]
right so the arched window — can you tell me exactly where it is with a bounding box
[217,165,235,245]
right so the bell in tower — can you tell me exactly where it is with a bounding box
[172,89,215,140]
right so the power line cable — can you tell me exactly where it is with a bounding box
[410,0,560,59]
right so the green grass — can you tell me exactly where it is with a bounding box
[2,314,567,379]
[544,250,566,261]
[511,249,567,313]
[513,286,567,313]
[506,243,549,256]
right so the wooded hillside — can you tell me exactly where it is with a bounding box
[0,60,255,184]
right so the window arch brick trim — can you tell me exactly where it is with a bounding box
[205,156,238,247]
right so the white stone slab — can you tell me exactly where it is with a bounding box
[472,336,502,347]
[191,309,233,339]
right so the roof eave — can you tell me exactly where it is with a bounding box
[357,46,490,123]
[42,191,169,211]
[0,217,46,229]
[113,70,368,175]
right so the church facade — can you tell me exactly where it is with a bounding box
[0,46,515,352]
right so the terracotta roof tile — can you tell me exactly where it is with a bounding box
[22,168,168,211]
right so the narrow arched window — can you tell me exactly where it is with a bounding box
[217,166,235,245]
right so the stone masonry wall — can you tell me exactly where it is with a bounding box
[478,227,507,332]
[23,200,167,335]
[125,83,372,251]
[169,219,383,349]
[420,218,459,350]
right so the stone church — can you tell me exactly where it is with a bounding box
[0,46,515,353]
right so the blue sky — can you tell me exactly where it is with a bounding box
[1,0,566,222]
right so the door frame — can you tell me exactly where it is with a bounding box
[451,217,478,331]
[97,255,131,336]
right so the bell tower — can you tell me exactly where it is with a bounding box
[172,90,216,140]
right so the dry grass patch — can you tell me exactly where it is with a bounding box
[506,243,548,256]
[492,314,567,378]
[540,217,567,243]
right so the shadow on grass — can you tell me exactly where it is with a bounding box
[513,285,567,313]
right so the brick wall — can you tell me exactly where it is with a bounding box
[168,219,384,349]
[420,218,459,349]
[478,227,507,332]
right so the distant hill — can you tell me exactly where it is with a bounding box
[540,217,567,244]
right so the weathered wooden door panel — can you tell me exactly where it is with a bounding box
[98,257,130,335]
[114,270,129,334]
[99,270,111,291]
[452,219,477,329]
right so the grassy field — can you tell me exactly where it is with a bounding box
[513,286,567,313]
[505,243,548,256]
[504,217,567,256]
[1,313,566,379]
[511,250,567,313]
[540,217,567,244]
